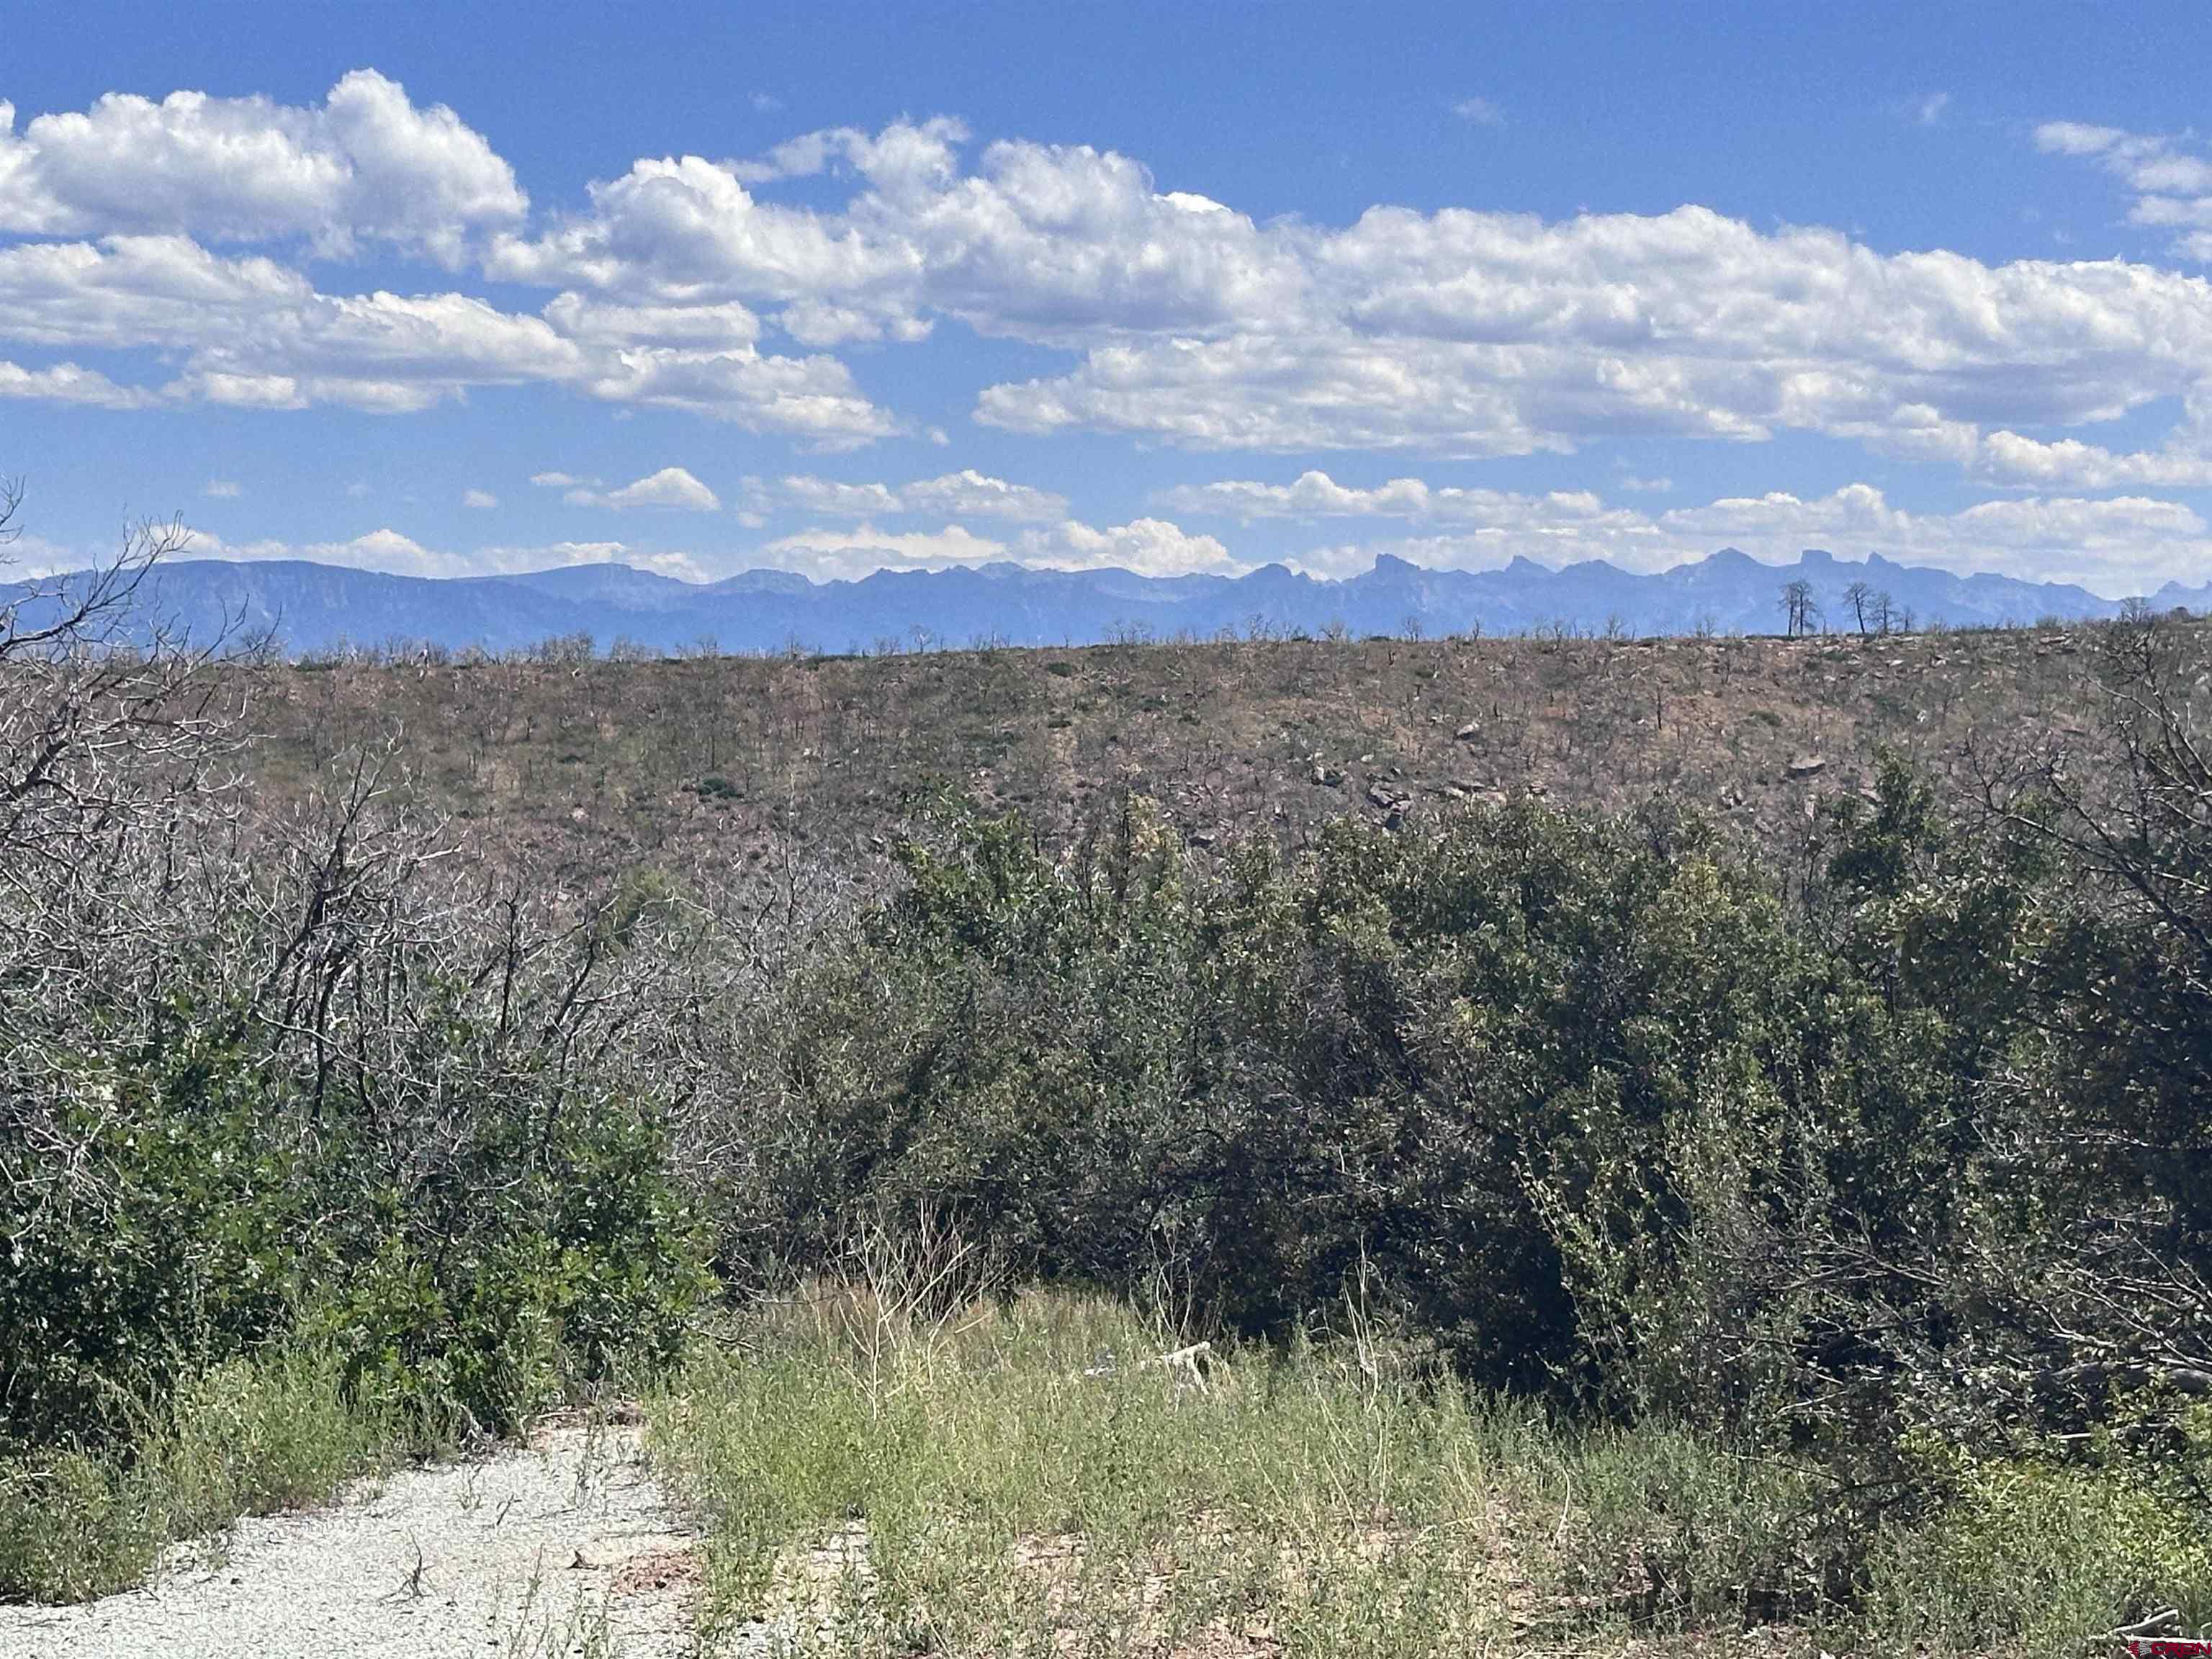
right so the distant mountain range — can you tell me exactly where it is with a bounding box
[7,548,2206,657]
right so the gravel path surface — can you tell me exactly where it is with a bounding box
[0,1415,701,1659]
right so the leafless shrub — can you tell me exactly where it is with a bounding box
[0,489,720,1321]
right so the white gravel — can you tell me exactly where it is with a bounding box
[0,1416,701,1659]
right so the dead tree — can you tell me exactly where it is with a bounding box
[1780,578,1821,639]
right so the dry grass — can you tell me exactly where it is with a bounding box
[643,1282,2212,1658]
[643,1285,1843,1658]
[226,621,2170,881]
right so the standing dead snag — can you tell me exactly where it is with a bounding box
[0,489,242,1241]
[1779,578,1821,639]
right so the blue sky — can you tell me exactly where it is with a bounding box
[4,1,2212,595]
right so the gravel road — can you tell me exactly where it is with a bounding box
[0,1416,701,1658]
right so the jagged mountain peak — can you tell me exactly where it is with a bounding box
[0,549,2170,657]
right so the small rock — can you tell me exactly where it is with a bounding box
[1785,756,1827,780]
[1455,721,1481,740]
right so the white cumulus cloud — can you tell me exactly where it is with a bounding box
[1017,517,1238,576]
[0,357,156,408]
[487,114,2212,487]
[757,521,1009,580]
[20,77,2212,585]
[749,467,1068,521]
[1160,469,1615,526]
[565,465,721,511]
[756,512,1238,580]
[2038,120,2212,261]
[0,229,894,435]
[0,71,526,262]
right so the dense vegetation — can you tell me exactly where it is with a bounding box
[0,509,708,1596]
[2,500,2208,1649]
[683,614,2211,1645]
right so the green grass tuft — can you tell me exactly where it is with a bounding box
[0,1339,425,1604]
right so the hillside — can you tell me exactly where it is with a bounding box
[236,616,2148,880]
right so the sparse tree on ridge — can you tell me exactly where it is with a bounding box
[1844,580,1876,637]
[1781,578,1821,639]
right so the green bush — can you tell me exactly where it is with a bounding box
[716,792,1941,1395]
[692,728,2212,1634]
[0,1031,317,1446]
[310,1087,709,1434]
[2,1014,707,1453]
